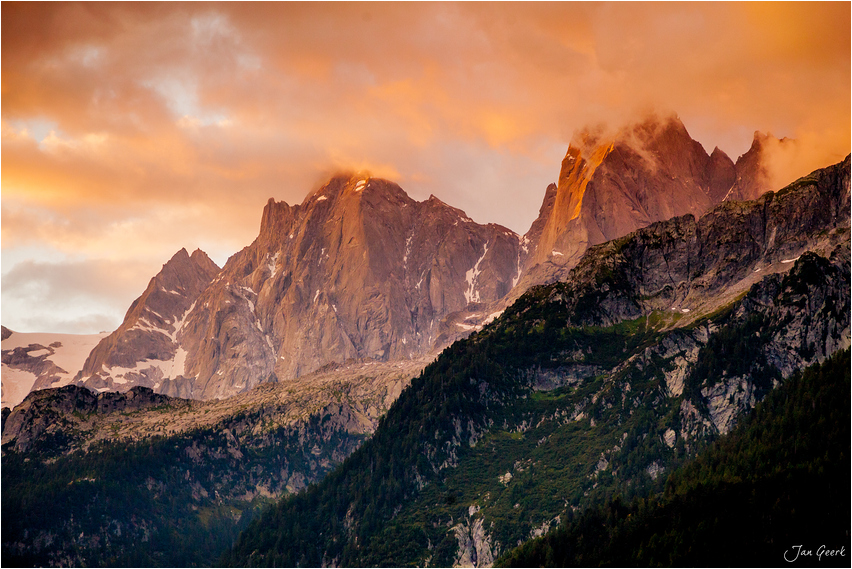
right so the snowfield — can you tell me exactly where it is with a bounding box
[1,330,109,408]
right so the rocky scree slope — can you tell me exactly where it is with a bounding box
[1,357,423,567]
[223,156,850,567]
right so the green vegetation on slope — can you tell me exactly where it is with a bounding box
[497,349,851,567]
[6,243,838,567]
[1,411,367,567]
[223,248,847,567]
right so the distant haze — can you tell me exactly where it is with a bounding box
[2,2,849,333]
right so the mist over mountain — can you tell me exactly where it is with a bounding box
[517,113,778,291]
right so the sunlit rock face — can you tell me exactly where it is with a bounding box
[517,113,776,291]
[171,175,522,399]
[74,175,522,400]
[73,248,220,395]
[66,114,793,402]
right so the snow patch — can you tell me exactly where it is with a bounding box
[129,316,160,333]
[551,250,563,257]
[464,242,489,304]
[168,300,196,342]
[483,310,504,326]
[316,195,328,202]
[267,252,280,277]
[781,256,801,264]
[146,307,165,320]
[403,232,414,267]
[171,347,189,377]
[512,236,524,288]
[1,367,38,408]
[2,331,111,406]
[26,348,51,358]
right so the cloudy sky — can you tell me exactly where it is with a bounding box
[2,2,850,334]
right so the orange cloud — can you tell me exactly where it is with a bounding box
[1,2,849,333]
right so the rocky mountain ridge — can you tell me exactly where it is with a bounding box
[69,176,522,401]
[3,154,848,568]
[516,113,779,293]
[222,155,850,567]
[5,114,802,405]
[4,357,426,456]
[73,248,220,394]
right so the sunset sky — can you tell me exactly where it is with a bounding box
[2,2,850,334]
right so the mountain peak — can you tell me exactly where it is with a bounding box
[259,198,297,241]
[189,249,220,275]
[423,193,474,222]
[171,247,190,262]
[746,130,771,153]
[710,146,728,159]
[618,111,686,140]
[76,240,222,393]
[521,113,733,281]
[566,112,689,166]
[161,247,219,276]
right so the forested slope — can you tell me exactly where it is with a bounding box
[223,158,850,567]
[498,349,851,567]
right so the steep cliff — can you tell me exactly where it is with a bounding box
[171,176,521,399]
[70,175,522,401]
[223,155,850,567]
[517,113,781,292]
[73,248,220,394]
